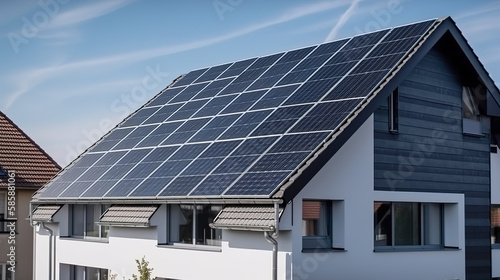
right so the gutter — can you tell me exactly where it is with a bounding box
[31,198,283,205]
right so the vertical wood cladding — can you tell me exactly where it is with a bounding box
[374,46,491,279]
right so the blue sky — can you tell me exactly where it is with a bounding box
[1,0,499,166]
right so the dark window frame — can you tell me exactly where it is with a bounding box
[167,204,222,247]
[302,200,333,251]
[70,204,109,240]
[388,88,399,134]
[374,202,445,251]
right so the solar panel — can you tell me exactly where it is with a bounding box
[38,19,437,200]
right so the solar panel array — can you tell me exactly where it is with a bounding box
[39,20,436,200]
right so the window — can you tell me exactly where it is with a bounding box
[0,193,7,233]
[388,89,399,133]
[302,200,332,250]
[70,265,108,280]
[462,86,482,135]
[0,264,14,280]
[168,204,222,246]
[71,204,109,239]
[492,205,500,247]
[374,202,443,249]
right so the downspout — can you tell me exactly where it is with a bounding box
[264,201,280,280]
[30,204,36,280]
[40,222,53,280]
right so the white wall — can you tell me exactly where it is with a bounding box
[492,151,500,278]
[290,115,466,280]
[35,205,292,280]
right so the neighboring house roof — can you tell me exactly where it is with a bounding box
[33,17,500,204]
[0,111,61,189]
[211,206,282,231]
[31,205,62,222]
[99,205,159,227]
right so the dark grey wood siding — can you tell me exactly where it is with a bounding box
[374,47,491,279]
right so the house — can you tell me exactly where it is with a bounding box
[0,111,61,280]
[31,17,500,280]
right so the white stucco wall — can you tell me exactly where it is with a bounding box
[34,205,293,280]
[290,115,466,280]
[492,151,500,278]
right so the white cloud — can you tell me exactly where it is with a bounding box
[47,0,135,29]
[324,0,362,42]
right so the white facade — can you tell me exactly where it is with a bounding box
[34,115,470,279]
[492,151,500,278]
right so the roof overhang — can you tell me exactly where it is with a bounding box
[98,205,159,227]
[210,205,283,232]
[31,205,62,222]
[32,197,283,205]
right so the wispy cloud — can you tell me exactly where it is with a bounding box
[3,1,346,110]
[324,0,362,42]
[47,0,135,29]
[455,1,500,20]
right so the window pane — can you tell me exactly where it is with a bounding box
[493,206,500,244]
[394,203,421,246]
[302,201,330,237]
[86,205,100,237]
[462,86,480,120]
[170,205,193,244]
[424,203,442,245]
[101,205,110,238]
[100,269,109,280]
[72,204,85,236]
[374,202,392,246]
[196,205,222,246]
[86,267,99,280]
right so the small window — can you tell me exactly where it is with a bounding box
[0,193,7,233]
[302,200,332,250]
[388,89,399,133]
[462,86,482,135]
[374,202,443,249]
[168,204,222,246]
[492,205,500,246]
[71,204,109,239]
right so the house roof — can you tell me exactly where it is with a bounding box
[0,111,61,189]
[99,205,159,227]
[33,17,499,205]
[210,206,282,231]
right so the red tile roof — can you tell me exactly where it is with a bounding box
[0,111,61,189]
